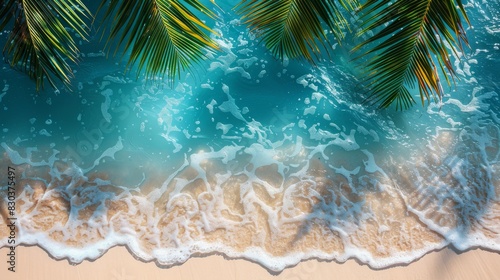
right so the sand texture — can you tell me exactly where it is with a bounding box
[1,246,500,280]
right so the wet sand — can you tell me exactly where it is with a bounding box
[1,246,499,280]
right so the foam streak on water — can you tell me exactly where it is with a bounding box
[1,0,499,271]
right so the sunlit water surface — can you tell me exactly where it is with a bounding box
[0,0,499,271]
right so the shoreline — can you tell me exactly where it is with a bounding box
[1,245,500,279]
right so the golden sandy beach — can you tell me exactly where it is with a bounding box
[1,246,499,280]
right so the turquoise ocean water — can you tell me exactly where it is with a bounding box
[0,0,499,271]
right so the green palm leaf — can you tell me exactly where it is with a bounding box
[235,0,358,62]
[0,0,90,90]
[353,0,469,110]
[97,0,219,83]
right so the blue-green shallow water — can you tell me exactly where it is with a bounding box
[0,0,499,271]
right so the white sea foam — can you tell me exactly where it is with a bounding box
[303,106,316,115]
[219,84,246,121]
[100,89,113,123]
[206,99,217,114]
[216,122,233,134]
[201,83,214,90]
[0,92,6,103]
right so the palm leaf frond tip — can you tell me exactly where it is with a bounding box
[97,0,219,84]
[235,0,358,63]
[354,0,469,110]
[1,0,90,90]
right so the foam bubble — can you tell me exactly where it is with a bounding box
[216,122,233,134]
[206,99,217,114]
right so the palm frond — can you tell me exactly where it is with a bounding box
[235,0,358,63]
[1,0,90,90]
[353,0,469,110]
[97,0,219,83]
